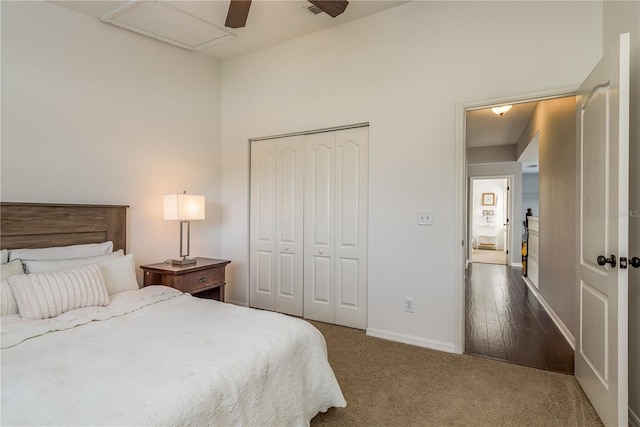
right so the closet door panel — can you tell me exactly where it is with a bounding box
[255,251,274,294]
[250,140,277,311]
[277,252,296,296]
[334,127,368,329]
[310,144,333,247]
[337,257,359,306]
[304,132,335,323]
[275,136,304,316]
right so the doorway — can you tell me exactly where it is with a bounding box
[461,93,579,373]
[469,177,510,266]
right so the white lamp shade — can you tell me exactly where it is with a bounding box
[163,194,205,221]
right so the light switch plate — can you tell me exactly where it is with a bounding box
[417,210,433,226]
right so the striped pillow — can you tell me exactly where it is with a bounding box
[1,280,19,316]
[8,264,110,320]
[99,254,139,295]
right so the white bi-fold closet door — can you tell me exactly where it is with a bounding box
[249,126,368,329]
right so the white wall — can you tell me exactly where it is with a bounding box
[602,0,640,422]
[522,173,539,219]
[0,1,223,280]
[466,145,517,164]
[517,97,578,335]
[221,1,602,350]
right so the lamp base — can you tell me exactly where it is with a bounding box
[171,258,197,266]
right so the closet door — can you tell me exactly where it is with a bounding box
[303,132,336,323]
[250,139,277,311]
[250,136,304,315]
[274,136,304,316]
[334,127,368,329]
[303,127,368,329]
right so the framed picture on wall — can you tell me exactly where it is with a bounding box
[482,193,495,206]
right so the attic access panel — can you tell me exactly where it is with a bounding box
[100,1,235,51]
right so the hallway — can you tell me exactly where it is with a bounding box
[464,263,574,374]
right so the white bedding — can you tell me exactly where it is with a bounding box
[1,286,346,426]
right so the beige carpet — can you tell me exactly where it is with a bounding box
[472,249,507,265]
[310,321,602,427]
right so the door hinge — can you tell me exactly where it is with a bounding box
[620,257,628,269]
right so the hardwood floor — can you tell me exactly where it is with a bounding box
[464,262,574,374]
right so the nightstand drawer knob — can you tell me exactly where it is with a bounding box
[199,277,208,283]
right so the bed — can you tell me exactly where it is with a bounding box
[0,202,346,426]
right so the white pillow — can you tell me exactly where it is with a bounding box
[1,249,8,264]
[99,254,140,295]
[22,250,124,274]
[8,264,110,320]
[8,241,114,262]
[1,260,24,316]
[1,259,25,280]
[1,280,19,316]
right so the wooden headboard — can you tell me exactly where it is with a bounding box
[0,202,128,252]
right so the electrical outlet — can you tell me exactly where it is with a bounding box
[417,210,433,226]
[404,297,415,313]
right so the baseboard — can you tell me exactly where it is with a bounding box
[366,327,456,354]
[225,299,249,307]
[522,277,575,349]
[630,407,640,427]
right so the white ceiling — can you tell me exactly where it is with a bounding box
[465,102,538,149]
[53,0,409,59]
[466,101,540,174]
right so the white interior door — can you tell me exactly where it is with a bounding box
[575,33,629,427]
[250,139,277,311]
[304,132,336,323]
[334,127,368,329]
[303,127,369,328]
[275,136,305,316]
[250,136,304,315]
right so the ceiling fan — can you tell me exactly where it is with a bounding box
[225,0,349,28]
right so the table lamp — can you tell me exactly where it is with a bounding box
[163,191,205,265]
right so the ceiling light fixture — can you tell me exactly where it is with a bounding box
[491,105,513,117]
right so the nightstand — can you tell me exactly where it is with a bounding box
[140,258,231,302]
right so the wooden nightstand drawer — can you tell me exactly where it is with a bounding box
[176,267,224,293]
[140,258,231,302]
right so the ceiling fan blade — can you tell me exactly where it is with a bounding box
[225,0,252,28]
[308,1,348,18]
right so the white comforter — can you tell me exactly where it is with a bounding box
[1,286,346,426]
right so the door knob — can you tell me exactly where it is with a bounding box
[319,250,324,255]
[284,247,289,251]
[631,257,640,268]
[597,255,617,268]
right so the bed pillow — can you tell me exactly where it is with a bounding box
[1,249,8,264]
[1,259,25,280]
[99,254,139,295]
[1,280,19,316]
[1,260,24,316]
[8,264,110,320]
[8,241,114,262]
[22,250,124,274]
